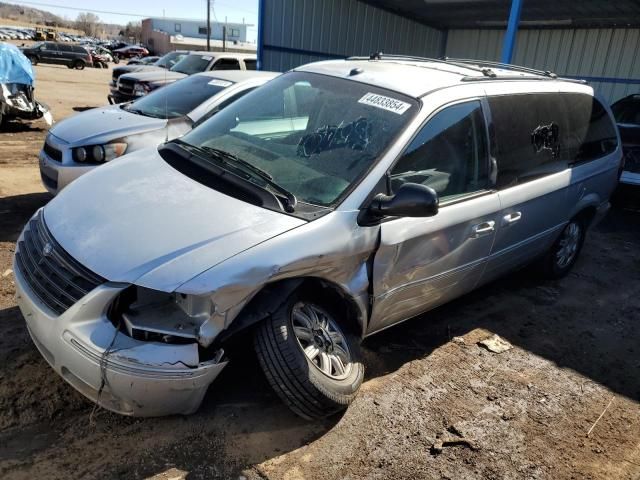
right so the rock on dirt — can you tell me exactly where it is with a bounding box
[478,334,513,353]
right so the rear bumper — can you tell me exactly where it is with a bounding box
[13,240,227,417]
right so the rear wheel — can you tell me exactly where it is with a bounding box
[541,217,586,279]
[254,293,364,419]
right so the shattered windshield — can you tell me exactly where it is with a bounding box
[178,71,419,206]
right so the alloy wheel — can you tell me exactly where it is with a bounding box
[291,302,353,380]
[556,221,581,268]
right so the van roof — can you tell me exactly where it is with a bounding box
[194,70,280,82]
[183,51,256,60]
[296,55,586,99]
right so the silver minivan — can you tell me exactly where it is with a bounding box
[14,57,621,419]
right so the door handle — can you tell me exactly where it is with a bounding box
[502,211,522,226]
[471,220,495,238]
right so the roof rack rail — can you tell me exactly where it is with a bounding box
[442,58,558,79]
[348,52,496,77]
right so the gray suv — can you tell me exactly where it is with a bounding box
[14,56,621,420]
[21,42,93,69]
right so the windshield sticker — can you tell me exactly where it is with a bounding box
[358,93,411,115]
[202,55,213,61]
[208,79,233,87]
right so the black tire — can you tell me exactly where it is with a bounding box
[27,55,37,65]
[73,60,85,70]
[540,216,586,279]
[254,293,364,420]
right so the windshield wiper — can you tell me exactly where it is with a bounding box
[175,141,297,212]
[200,146,297,212]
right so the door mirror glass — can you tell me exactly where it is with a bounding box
[360,182,439,225]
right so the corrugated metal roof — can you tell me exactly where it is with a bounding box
[262,0,443,72]
[362,0,640,29]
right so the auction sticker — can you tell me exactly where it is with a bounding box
[358,92,411,115]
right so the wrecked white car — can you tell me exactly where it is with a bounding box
[0,43,51,127]
[14,56,620,419]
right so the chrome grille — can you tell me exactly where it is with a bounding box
[118,79,135,94]
[623,146,640,173]
[15,211,105,315]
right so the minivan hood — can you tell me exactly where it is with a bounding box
[43,148,306,291]
[49,105,167,146]
[121,70,187,85]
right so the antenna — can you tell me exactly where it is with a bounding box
[164,10,169,141]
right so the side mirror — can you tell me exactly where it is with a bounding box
[359,182,439,226]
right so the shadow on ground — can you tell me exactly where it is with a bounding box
[0,122,44,134]
[0,201,638,479]
[0,192,51,242]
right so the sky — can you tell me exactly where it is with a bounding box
[6,0,259,41]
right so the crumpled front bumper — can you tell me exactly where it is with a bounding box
[13,256,227,417]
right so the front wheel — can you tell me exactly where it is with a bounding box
[254,294,364,420]
[541,217,586,279]
[73,60,85,70]
[27,55,37,65]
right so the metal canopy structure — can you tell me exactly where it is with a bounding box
[361,0,640,29]
[258,0,640,102]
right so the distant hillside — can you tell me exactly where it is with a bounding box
[0,1,71,28]
[0,2,126,37]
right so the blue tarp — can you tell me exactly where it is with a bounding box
[0,42,35,85]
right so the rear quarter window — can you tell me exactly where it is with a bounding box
[488,92,618,189]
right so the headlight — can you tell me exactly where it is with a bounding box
[74,147,87,162]
[133,82,151,96]
[109,287,216,344]
[73,142,127,164]
[92,145,105,162]
[103,142,127,161]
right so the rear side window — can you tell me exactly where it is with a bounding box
[390,100,489,201]
[213,58,241,70]
[611,96,640,125]
[58,44,73,52]
[244,59,257,70]
[73,46,88,54]
[488,93,618,189]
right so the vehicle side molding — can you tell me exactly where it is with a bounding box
[358,182,439,226]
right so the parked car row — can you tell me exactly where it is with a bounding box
[11,54,628,422]
[108,51,256,103]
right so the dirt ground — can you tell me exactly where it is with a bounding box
[1,64,640,480]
